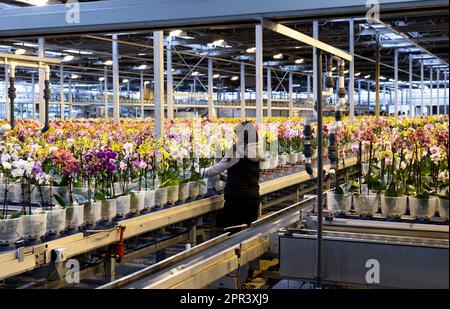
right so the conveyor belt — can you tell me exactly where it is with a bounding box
[98,197,316,289]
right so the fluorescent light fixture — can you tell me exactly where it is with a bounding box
[295,58,304,64]
[137,64,148,70]
[246,47,256,53]
[379,76,387,80]
[191,71,200,77]
[231,76,239,81]
[14,48,26,55]
[364,74,371,79]
[138,53,146,56]
[344,70,349,74]
[331,67,337,71]
[13,42,38,48]
[99,77,105,82]
[355,72,361,77]
[104,60,113,66]
[169,30,184,37]
[144,81,150,85]
[273,53,283,60]
[16,0,48,6]
[63,49,93,55]
[295,46,302,49]
[63,55,75,62]
[71,74,80,79]
[213,74,220,79]
[122,79,129,83]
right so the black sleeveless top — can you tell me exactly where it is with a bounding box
[224,157,260,200]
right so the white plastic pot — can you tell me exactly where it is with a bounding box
[279,154,288,167]
[380,195,407,218]
[199,180,208,197]
[288,153,298,164]
[353,194,379,216]
[144,190,156,210]
[101,199,117,222]
[22,213,47,241]
[409,196,437,220]
[0,217,23,245]
[188,181,200,199]
[116,195,131,217]
[167,185,180,205]
[260,158,271,170]
[66,204,85,230]
[178,183,190,203]
[438,199,449,221]
[130,191,146,213]
[326,192,352,213]
[46,208,67,235]
[84,200,102,225]
[269,154,279,169]
[155,187,168,207]
[297,152,305,163]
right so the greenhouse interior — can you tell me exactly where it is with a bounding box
[0,0,448,291]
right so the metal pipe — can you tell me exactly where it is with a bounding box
[267,68,272,119]
[154,31,165,138]
[430,67,433,115]
[445,69,448,115]
[4,63,9,121]
[312,21,319,104]
[367,81,370,112]
[167,40,174,120]
[437,67,440,115]
[289,72,293,117]
[421,61,424,116]
[315,48,323,288]
[112,34,120,123]
[307,74,311,99]
[60,63,64,119]
[375,34,380,120]
[409,55,413,117]
[349,19,355,121]
[255,24,263,124]
[207,58,214,119]
[104,66,108,119]
[240,63,245,120]
[394,49,399,115]
[140,71,144,119]
[31,74,35,120]
[38,37,45,125]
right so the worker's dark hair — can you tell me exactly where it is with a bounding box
[235,121,258,146]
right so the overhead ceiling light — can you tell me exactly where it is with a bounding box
[231,76,239,81]
[63,49,93,55]
[344,70,350,74]
[122,79,129,83]
[98,77,105,82]
[104,60,113,66]
[273,53,283,60]
[331,67,337,71]
[62,55,75,62]
[71,74,80,79]
[16,0,48,6]
[364,74,371,79]
[144,81,150,85]
[355,72,362,77]
[138,53,146,56]
[379,76,387,80]
[13,42,38,48]
[294,46,302,49]
[169,29,184,37]
[14,48,26,55]
[191,71,200,77]
[246,47,256,53]
[294,58,304,64]
[213,74,220,79]
[137,64,148,70]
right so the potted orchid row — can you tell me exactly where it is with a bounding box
[328,117,449,221]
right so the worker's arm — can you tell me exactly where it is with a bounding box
[202,156,239,178]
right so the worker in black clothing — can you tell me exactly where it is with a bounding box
[202,121,263,229]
